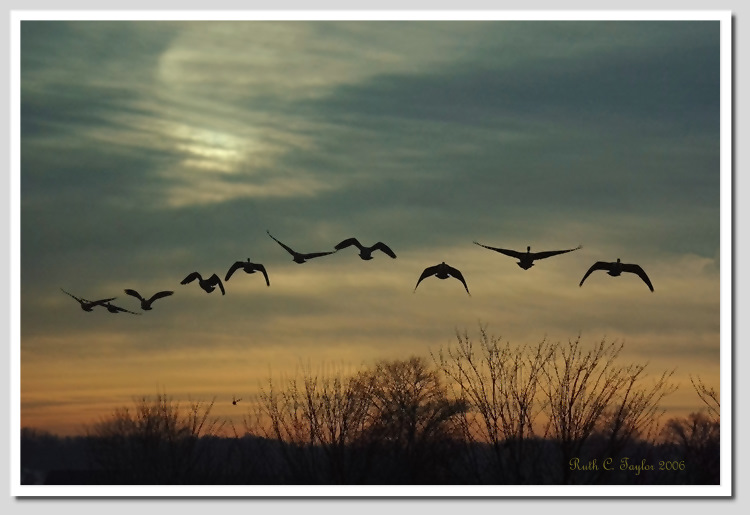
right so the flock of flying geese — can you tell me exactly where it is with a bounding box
[61,230,654,315]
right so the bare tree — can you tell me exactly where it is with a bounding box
[86,393,225,484]
[248,366,374,483]
[249,357,466,484]
[358,357,468,483]
[248,376,320,483]
[594,364,676,448]
[540,336,676,484]
[690,374,720,422]
[433,326,553,483]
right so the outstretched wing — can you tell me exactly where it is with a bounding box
[225,261,244,282]
[254,263,271,286]
[444,264,471,296]
[531,245,583,261]
[181,272,201,285]
[579,261,612,287]
[473,241,523,260]
[414,265,440,291]
[372,241,397,258]
[106,302,141,315]
[209,274,226,295]
[148,290,174,303]
[301,250,335,260]
[334,237,363,251]
[622,264,654,292]
[60,288,84,303]
[267,230,298,257]
[124,289,144,301]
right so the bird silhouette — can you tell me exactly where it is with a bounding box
[232,396,242,406]
[124,289,174,310]
[414,262,471,295]
[180,272,226,295]
[334,237,397,260]
[579,258,654,292]
[473,242,582,270]
[267,230,335,263]
[225,259,270,286]
[101,302,141,315]
[61,288,116,312]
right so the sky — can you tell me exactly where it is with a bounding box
[18,18,723,436]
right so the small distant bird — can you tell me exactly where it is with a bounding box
[61,288,115,312]
[579,258,654,292]
[473,242,583,270]
[225,259,270,286]
[180,272,226,295]
[414,262,471,296]
[232,396,242,406]
[124,289,174,310]
[334,237,397,260]
[101,302,141,315]
[267,230,335,264]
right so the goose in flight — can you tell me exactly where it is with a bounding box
[473,242,582,270]
[267,230,335,264]
[414,262,470,296]
[334,238,397,260]
[180,272,226,295]
[225,259,270,286]
[61,288,116,312]
[101,302,141,315]
[124,289,174,310]
[579,258,654,292]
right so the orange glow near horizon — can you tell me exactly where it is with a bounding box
[21,324,720,438]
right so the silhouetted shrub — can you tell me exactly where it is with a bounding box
[85,393,226,484]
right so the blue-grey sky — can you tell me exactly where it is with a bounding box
[19,19,721,435]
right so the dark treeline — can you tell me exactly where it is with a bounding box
[21,330,720,486]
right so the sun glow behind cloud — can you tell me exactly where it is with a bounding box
[170,124,246,172]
